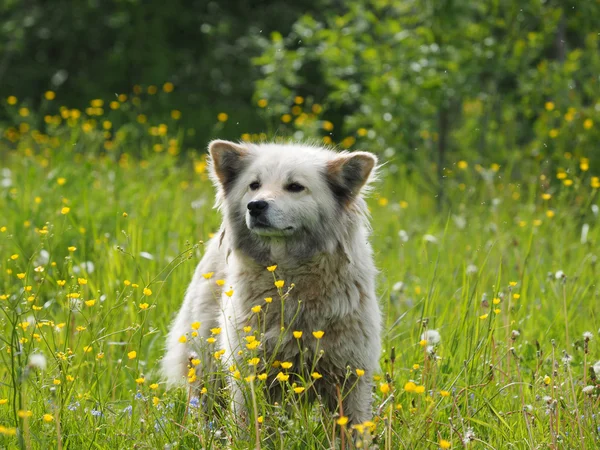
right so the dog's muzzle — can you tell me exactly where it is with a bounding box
[248,200,269,217]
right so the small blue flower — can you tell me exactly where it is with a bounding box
[135,392,144,400]
[189,397,200,408]
[91,409,102,417]
[67,401,80,411]
[123,405,133,415]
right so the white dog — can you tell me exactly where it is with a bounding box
[162,140,381,424]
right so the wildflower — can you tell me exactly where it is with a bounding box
[28,354,47,370]
[311,372,322,379]
[61,207,70,215]
[0,399,7,405]
[191,359,200,366]
[294,386,305,394]
[216,279,225,286]
[457,160,468,169]
[78,278,87,285]
[128,351,137,359]
[582,385,595,394]
[18,410,33,418]
[83,345,92,353]
[217,113,228,122]
[243,326,252,333]
[583,331,593,341]
[53,379,61,385]
[68,246,76,252]
[136,377,145,384]
[583,119,593,130]
[440,390,450,397]
[336,416,348,426]
[439,439,451,449]
[210,327,221,335]
[248,357,260,366]
[251,305,262,313]
[276,372,289,382]
[419,339,428,346]
[202,272,214,279]
[380,383,391,394]
[255,373,267,381]
[143,287,152,296]
[543,375,551,385]
[264,297,273,303]
[85,299,96,307]
[312,330,324,339]
[139,303,149,310]
[479,314,488,320]
[281,362,293,369]
[17,273,26,279]
[246,340,260,350]
[224,289,234,297]
[356,369,365,377]
[179,335,187,343]
[420,329,441,345]
[462,428,475,445]
[274,280,285,288]
[267,265,277,272]
[66,375,75,382]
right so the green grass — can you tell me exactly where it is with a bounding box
[0,137,599,449]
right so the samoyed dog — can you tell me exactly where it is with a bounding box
[162,140,381,424]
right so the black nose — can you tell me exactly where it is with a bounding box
[248,200,269,217]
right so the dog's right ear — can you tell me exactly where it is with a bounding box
[208,140,249,193]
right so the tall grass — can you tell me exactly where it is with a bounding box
[0,124,599,448]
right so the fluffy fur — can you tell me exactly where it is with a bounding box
[162,140,381,424]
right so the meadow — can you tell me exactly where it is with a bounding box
[0,95,599,449]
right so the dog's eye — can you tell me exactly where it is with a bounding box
[249,181,261,191]
[285,182,305,193]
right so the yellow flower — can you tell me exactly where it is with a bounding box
[251,305,262,313]
[281,114,292,123]
[549,129,559,138]
[43,413,54,422]
[244,375,256,383]
[494,308,501,314]
[139,303,149,310]
[53,379,61,385]
[404,381,416,393]
[509,281,517,287]
[216,279,225,286]
[513,293,520,300]
[583,119,593,130]
[311,372,323,380]
[85,299,96,307]
[312,330,324,339]
[264,297,273,303]
[143,287,152,296]
[57,279,66,286]
[544,375,551,385]
[274,280,285,288]
[378,197,388,207]
[10,254,18,260]
[61,207,70,215]
[440,390,450,397]
[191,359,200,366]
[380,383,391,394]
[17,409,33,419]
[7,95,17,105]
[356,369,365,377]
[563,179,573,186]
[135,377,145,384]
[257,99,268,108]
[248,357,260,366]
[17,273,26,279]
[150,383,159,390]
[243,326,252,333]
[210,327,221,335]
[0,399,8,405]
[258,373,268,381]
[281,362,293,369]
[479,314,489,320]
[202,272,214,279]
[493,298,501,305]
[293,331,303,339]
[246,340,260,350]
[217,112,228,122]
[225,289,234,297]
[179,335,187,343]
[322,120,334,131]
[276,372,289,382]
[128,351,137,359]
[68,246,76,252]
[206,337,216,344]
[457,160,468,170]
[293,386,305,394]
[267,265,277,272]
[439,439,451,449]
[414,385,425,394]
[544,101,555,111]
[592,177,600,189]
[336,416,348,426]
[546,210,555,218]
[152,396,160,406]
[245,335,256,343]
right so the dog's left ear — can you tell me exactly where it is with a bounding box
[208,140,249,193]
[326,151,378,204]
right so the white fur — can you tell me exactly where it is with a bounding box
[162,141,381,424]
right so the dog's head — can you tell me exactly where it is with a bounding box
[208,140,377,264]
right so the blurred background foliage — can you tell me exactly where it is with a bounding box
[1,0,599,172]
